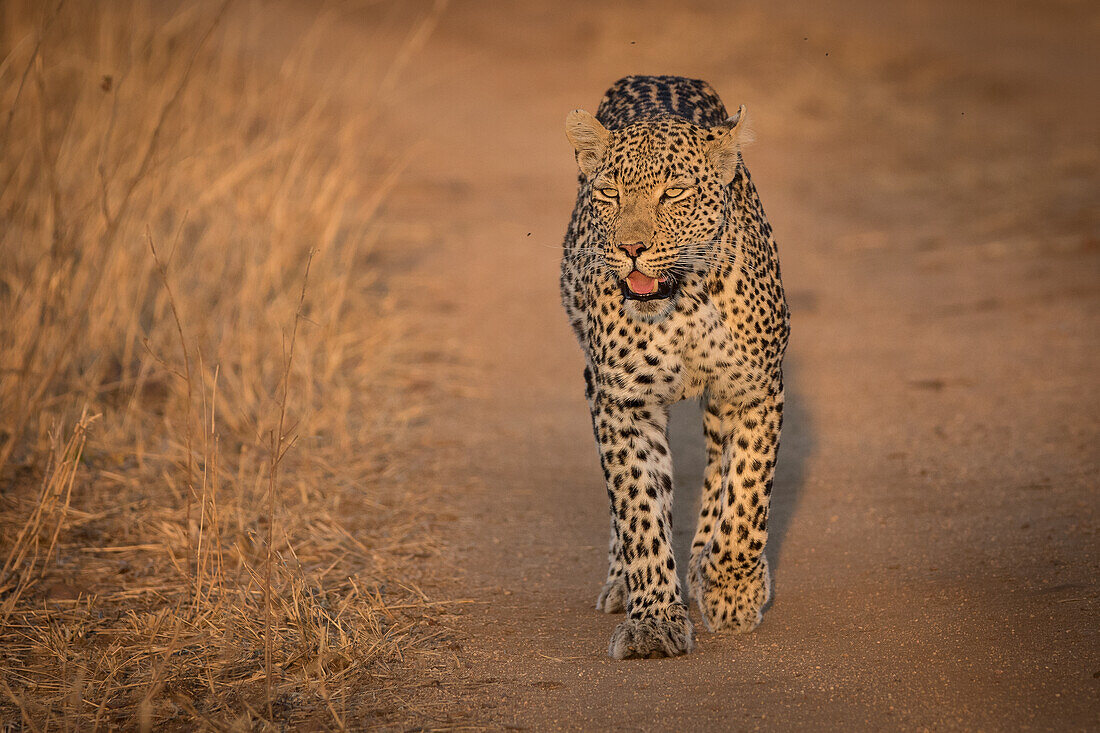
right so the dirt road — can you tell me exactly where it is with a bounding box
[365,1,1098,728]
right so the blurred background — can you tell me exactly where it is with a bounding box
[1,0,1096,729]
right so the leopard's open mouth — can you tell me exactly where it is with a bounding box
[620,270,676,301]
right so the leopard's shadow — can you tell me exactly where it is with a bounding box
[668,356,811,606]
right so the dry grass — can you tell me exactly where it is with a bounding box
[0,0,452,728]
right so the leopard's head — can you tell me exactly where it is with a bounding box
[565,108,749,303]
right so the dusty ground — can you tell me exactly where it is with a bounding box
[355,0,1100,729]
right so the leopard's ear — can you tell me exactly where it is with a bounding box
[706,105,752,186]
[565,110,609,179]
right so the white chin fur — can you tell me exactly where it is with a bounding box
[625,297,676,322]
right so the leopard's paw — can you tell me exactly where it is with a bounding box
[608,605,694,659]
[596,574,627,613]
[692,553,771,634]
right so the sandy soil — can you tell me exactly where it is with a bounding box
[360,0,1099,728]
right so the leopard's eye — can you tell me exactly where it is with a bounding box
[663,187,688,200]
[598,188,619,199]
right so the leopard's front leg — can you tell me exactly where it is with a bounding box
[688,398,727,595]
[591,392,693,659]
[586,366,628,614]
[689,386,783,633]
[596,515,627,613]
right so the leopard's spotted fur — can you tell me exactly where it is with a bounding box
[561,76,789,659]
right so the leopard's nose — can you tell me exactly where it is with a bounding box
[617,241,648,258]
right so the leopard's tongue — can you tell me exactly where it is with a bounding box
[626,270,658,295]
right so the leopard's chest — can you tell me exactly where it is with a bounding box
[588,290,767,406]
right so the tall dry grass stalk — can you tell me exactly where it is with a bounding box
[0,0,449,728]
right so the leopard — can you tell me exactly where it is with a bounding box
[560,75,789,659]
